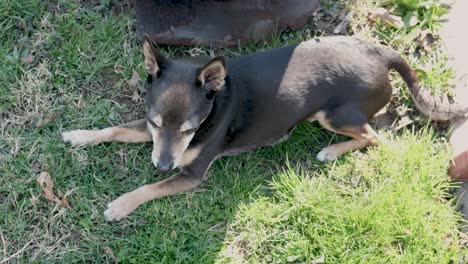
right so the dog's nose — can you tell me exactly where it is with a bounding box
[157,159,173,173]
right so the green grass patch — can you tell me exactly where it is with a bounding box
[218,130,466,263]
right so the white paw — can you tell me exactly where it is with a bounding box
[104,192,140,221]
[316,146,339,162]
[62,130,98,146]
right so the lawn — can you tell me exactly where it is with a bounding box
[0,0,467,263]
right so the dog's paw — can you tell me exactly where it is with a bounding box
[316,146,339,162]
[62,130,97,146]
[104,192,140,221]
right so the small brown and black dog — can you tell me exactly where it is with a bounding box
[62,36,468,221]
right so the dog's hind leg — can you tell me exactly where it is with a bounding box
[313,109,378,162]
[62,118,151,146]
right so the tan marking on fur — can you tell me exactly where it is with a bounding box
[315,111,378,162]
[104,173,202,221]
[151,114,163,127]
[179,147,202,167]
[159,83,191,106]
[62,127,151,146]
[198,59,226,90]
[314,111,339,133]
[172,133,195,168]
[148,124,162,167]
[180,120,195,132]
[111,127,152,142]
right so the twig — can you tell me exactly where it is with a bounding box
[103,246,118,264]
[0,239,33,264]
[0,231,6,259]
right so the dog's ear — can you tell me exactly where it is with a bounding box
[197,57,227,92]
[142,34,169,77]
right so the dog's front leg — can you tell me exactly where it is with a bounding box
[104,172,203,221]
[62,118,151,146]
[104,146,219,221]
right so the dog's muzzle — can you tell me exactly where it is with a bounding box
[156,155,173,173]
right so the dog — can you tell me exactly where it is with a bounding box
[62,36,468,221]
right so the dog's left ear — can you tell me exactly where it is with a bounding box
[197,57,227,92]
[142,34,170,77]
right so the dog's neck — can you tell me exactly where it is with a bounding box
[189,76,235,147]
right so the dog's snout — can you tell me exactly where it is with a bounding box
[157,157,174,173]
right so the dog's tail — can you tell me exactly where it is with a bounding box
[386,51,468,121]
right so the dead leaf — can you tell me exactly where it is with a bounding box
[333,11,354,35]
[21,54,35,65]
[368,8,404,29]
[372,107,395,130]
[393,115,414,132]
[37,171,57,202]
[103,246,118,264]
[131,90,143,103]
[128,70,143,102]
[59,189,73,208]
[37,171,71,208]
[418,30,436,54]
[36,111,62,128]
[128,70,141,89]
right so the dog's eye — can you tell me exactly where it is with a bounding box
[147,74,153,84]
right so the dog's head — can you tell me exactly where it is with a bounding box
[142,36,227,172]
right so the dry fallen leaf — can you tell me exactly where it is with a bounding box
[21,54,35,65]
[128,70,143,102]
[131,90,143,103]
[36,111,62,128]
[373,111,394,130]
[37,171,70,208]
[333,11,354,35]
[418,30,436,54]
[103,246,118,264]
[368,8,404,29]
[128,70,141,89]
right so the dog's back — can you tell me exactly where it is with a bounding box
[223,36,468,154]
[223,37,391,149]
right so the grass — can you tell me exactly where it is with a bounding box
[219,130,463,263]
[0,0,467,262]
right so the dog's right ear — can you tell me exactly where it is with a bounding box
[197,57,227,92]
[142,35,169,77]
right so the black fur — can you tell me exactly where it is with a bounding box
[145,36,468,179]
